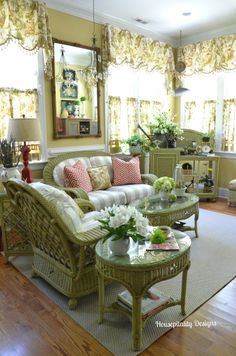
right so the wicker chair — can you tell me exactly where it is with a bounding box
[5,179,106,310]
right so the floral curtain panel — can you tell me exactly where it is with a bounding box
[108,96,122,144]
[181,34,236,76]
[203,100,216,133]
[127,97,138,135]
[0,88,38,138]
[185,101,197,128]
[222,99,236,151]
[0,0,53,79]
[102,24,175,94]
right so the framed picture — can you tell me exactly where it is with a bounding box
[63,69,76,81]
[60,82,78,99]
[61,100,76,116]
[79,121,90,134]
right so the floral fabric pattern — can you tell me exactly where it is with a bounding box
[87,166,112,191]
[0,0,53,79]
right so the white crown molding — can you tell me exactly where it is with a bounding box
[46,0,236,47]
[182,23,236,46]
[47,144,106,157]
[45,0,175,45]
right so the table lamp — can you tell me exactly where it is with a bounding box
[7,118,41,183]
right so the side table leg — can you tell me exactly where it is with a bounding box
[180,261,191,315]
[97,272,105,324]
[132,295,142,351]
[194,211,199,238]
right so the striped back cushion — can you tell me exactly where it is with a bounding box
[53,157,91,186]
[112,156,142,186]
[64,161,93,192]
[90,156,113,181]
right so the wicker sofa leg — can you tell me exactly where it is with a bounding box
[69,298,78,310]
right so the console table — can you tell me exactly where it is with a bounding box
[95,231,191,351]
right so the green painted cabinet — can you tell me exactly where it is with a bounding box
[150,148,181,178]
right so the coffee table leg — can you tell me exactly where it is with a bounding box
[180,262,190,315]
[194,211,199,238]
[132,295,142,351]
[98,272,105,324]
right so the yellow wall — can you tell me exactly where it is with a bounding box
[46,8,105,148]
[219,158,236,188]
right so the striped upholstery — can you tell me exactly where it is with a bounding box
[90,156,113,181]
[109,184,155,204]
[53,157,92,186]
[88,189,126,211]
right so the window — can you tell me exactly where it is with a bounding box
[107,64,168,146]
[181,72,236,152]
[0,42,43,160]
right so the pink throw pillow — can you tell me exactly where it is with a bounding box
[64,161,93,192]
[112,156,142,185]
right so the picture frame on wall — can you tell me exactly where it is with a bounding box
[63,69,76,81]
[60,82,78,99]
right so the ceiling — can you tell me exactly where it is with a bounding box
[46,0,236,46]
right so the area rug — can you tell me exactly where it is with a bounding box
[10,209,236,356]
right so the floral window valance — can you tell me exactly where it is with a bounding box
[0,0,53,79]
[181,34,236,76]
[102,24,175,93]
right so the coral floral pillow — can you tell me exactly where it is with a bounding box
[64,161,93,192]
[112,156,142,185]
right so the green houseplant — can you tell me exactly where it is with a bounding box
[147,111,183,148]
[199,174,214,192]
[0,138,21,181]
[124,134,155,155]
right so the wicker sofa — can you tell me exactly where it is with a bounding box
[43,151,157,210]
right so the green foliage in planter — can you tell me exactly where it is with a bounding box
[149,228,167,244]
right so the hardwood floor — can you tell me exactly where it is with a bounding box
[0,198,236,356]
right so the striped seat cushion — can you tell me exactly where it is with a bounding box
[109,184,155,204]
[88,189,127,211]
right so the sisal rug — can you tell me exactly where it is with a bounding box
[10,209,236,356]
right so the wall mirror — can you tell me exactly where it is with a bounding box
[52,39,101,138]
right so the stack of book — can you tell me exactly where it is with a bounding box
[146,234,180,251]
[117,287,172,320]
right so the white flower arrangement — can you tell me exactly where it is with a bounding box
[97,205,149,242]
[153,176,176,192]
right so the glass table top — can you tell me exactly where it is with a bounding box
[96,230,191,268]
[131,193,199,215]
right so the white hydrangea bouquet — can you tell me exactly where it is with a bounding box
[97,205,150,242]
[153,176,176,192]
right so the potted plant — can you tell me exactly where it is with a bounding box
[124,134,155,155]
[147,111,183,148]
[0,138,21,181]
[153,176,176,201]
[199,174,214,193]
[97,205,149,255]
[201,132,211,143]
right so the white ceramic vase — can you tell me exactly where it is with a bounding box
[109,237,130,256]
[1,167,21,182]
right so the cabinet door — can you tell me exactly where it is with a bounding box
[150,149,181,177]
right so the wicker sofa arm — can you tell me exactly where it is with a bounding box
[75,198,96,213]
[55,186,89,200]
[141,173,158,185]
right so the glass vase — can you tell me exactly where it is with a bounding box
[159,189,170,201]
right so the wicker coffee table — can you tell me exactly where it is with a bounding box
[96,231,191,351]
[131,193,199,237]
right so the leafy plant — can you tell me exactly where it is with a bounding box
[147,111,183,140]
[201,132,211,142]
[0,138,21,168]
[149,228,167,244]
[80,96,86,101]
[97,205,149,242]
[153,176,176,192]
[123,134,155,153]
[199,174,214,187]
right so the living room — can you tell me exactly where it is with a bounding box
[0,0,236,355]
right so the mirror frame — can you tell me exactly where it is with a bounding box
[51,38,101,139]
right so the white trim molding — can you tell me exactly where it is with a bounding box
[47,144,106,157]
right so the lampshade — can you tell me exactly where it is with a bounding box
[7,118,41,142]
